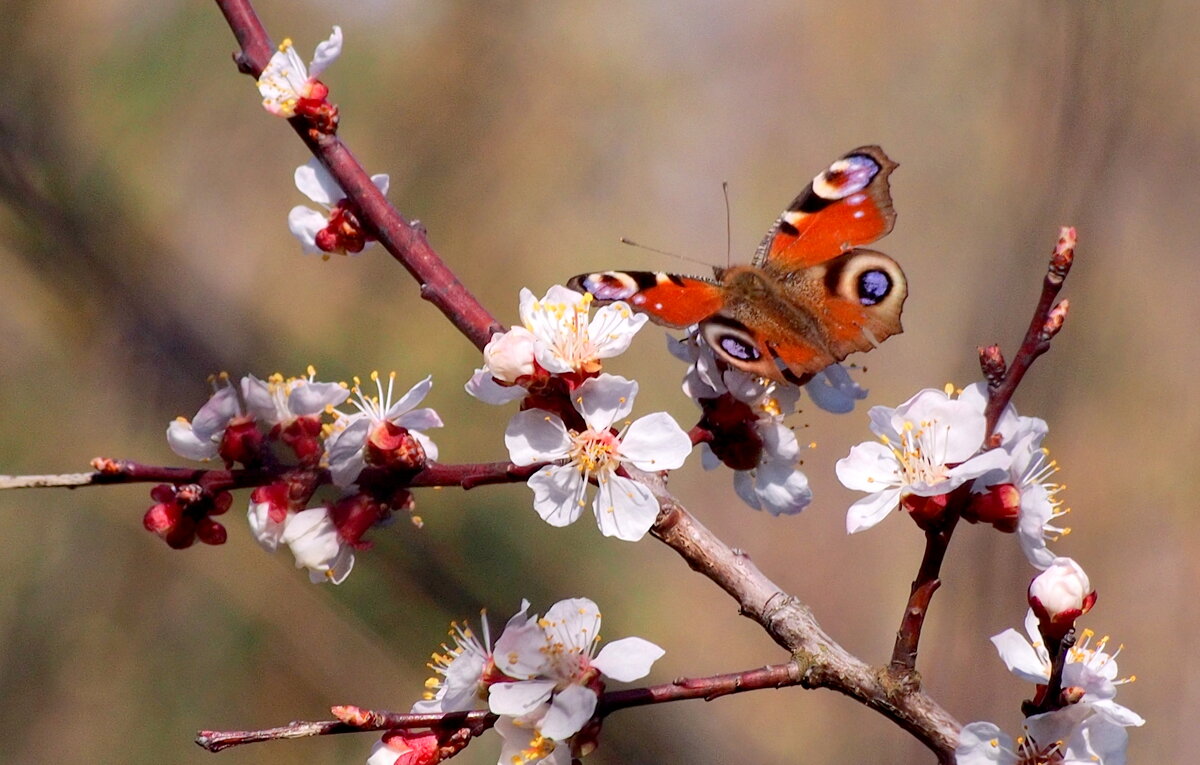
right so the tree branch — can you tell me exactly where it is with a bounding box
[214,0,503,351]
[0,459,545,492]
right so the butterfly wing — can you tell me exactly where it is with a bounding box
[566,270,725,328]
[754,146,898,270]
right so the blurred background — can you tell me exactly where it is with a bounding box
[0,0,1193,762]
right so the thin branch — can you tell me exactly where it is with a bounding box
[984,227,1076,436]
[214,0,503,351]
[197,663,805,752]
[889,506,961,676]
[0,459,545,492]
[887,228,1077,681]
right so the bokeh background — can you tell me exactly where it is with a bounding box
[0,1,1193,763]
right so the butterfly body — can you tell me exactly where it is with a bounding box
[569,146,907,383]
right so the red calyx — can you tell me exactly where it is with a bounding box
[280,415,325,465]
[328,492,385,547]
[142,484,232,549]
[963,483,1021,532]
[218,416,264,467]
[699,393,764,471]
[364,421,427,472]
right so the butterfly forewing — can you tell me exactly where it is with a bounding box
[755,145,898,270]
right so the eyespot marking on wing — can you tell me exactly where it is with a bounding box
[812,154,881,201]
[857,269,893,306]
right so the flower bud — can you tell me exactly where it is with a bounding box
[367,729,441,765]
[963,483,1021,532]
[483,328,538,383]
[1029,557,1096,640]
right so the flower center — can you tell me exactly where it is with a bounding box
[886,419,951,487]
[568,428,621,477]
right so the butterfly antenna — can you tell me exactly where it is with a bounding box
[722,180,732,269]
[618,237,714,269]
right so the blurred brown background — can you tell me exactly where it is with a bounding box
[0,1,1192,763]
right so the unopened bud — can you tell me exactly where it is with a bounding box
[964,483,1021,532]
[483,328,538,383]
[1049,227,1076,280]
[1029,557,1096,640]
[902,492,951,531]
[977,345,1007,387]
[1042,299,1069,340]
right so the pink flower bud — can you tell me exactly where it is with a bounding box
[1029,557,1096,640]
[483,328,538,383]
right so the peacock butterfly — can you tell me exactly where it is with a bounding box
[567,146,907,384]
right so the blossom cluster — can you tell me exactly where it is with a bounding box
[668,333,867,516]
[956,558,1142,764]
[468,286,692,541]
[369,597,664,765]
[836,382,1068,568]
[157,369,440,584]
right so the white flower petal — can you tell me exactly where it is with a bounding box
[370,173,390,196]
[743,459,812,516]
[593,637,664,681]
[488,679,556,717]
[955,721,1013,765]
[529,465,587,528]
[307,26,343,79]
[539,684,598,741]
[191,386,243,439]
[396,407,444,432]
[593,474,657,541]
[247,503,289,553]
[409,429,439,462]
[574,374,637,432]
[845,488,901,533]
[835,441,900,492]
[384,375,433,420]
[619,412,692,471]
[805,364,867,414]
[325,416,371,487]
[990,628,1049,684]
[287,206,327,254]
[293,158,343,207]
[588,302,648,358]
[289,380,349,415]
[465,368,528,404]
[505,410,571,465]
[166,419,219,461]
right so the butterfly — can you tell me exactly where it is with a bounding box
[567,146,907,384]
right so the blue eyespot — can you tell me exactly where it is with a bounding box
[858,270,892,305]
[720,335,761,361]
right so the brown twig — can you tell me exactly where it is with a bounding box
[887,228,1077,680]
[197,663,807,752]
[0,459,545,492]
[983,227,1076,436]
[214,0,503,351]
[888,503,961,677]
